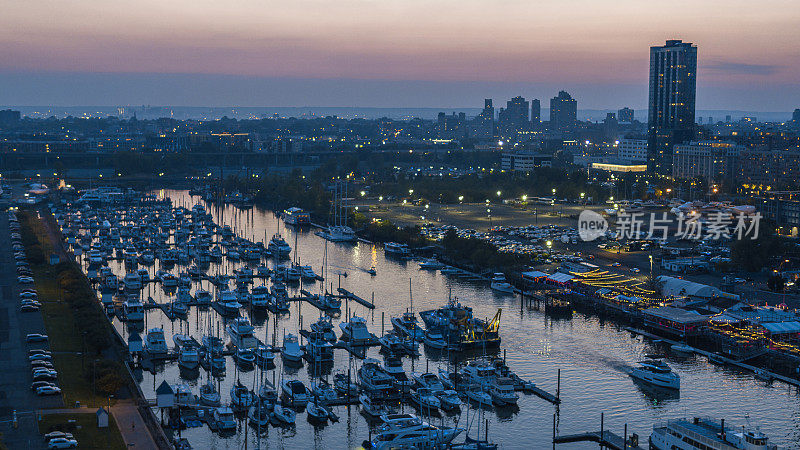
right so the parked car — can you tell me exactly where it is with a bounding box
[26,333,48,342]
[46,437,76,448]
[37,386,63,397]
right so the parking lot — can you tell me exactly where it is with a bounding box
[0,211,63,449]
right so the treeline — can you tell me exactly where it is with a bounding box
[440,229,530,272]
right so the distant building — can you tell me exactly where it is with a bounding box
[471,99,495,140]
[437,112,466,140]
[498,96,529,136]
[616,139,648,163]
[550,91,577,131]
[617,107,634,123]
[737,148,800,188]
[501,150,552,171]
[531,99,541,126]
[792,109,800,128]
[0,109,21,125]
[648,40,697,175]
[603,113,618,140]
[672,141,741,184]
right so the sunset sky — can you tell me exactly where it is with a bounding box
[1,0,798,109]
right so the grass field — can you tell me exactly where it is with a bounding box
[38,413,126,450]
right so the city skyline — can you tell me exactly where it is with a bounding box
[1,0,798,109]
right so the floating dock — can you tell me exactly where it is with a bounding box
[553,431,644,450]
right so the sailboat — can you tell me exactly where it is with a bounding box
[316,180,356,242]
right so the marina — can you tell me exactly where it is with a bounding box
[50,189,800,448]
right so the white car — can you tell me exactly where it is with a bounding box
[26,334,48,342]
[43,431,73,441]
[29,354,52,362]
[37,385,63,396]
[47,437,77,448]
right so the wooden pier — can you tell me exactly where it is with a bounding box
[553,431,644,450]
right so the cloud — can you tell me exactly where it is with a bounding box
[705,61,781,76]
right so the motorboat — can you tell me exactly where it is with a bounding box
[434,389,462,411]
[282,333,304,364]
[378,332,405,354]
[413,372,445,392]
[123,272,142,290]
[194,289,212,306]
[255,344,275,366]
[215,290,242,316]
[391,312,425,341]
[489,273,515,294]
[364,416,463,449]
[464,385,493,407]
[312,381,339,403]
[340,316,373,345]
[410,387,441,411]
[384,242,411,257]
[199,381,221,406]
[358,359,397,399]
[310,316,337,342]
[249,285,270,308]
[299,265,318,281]
[248,402,271,428]
[628,359,680,390]
[212,407,236,431]
[318,225,356,243]
[122,296,144,321]
[174,384,197,406]
[306,401,329,423]
[423,331,448,349]
[258,381,278,404]
[268,234,292,257]
[282,207,310,226]
[304,334,334,363]
[360,393,392,417]
[334,372,359,396]
[169,299,188,317]
[230,382,255,410]
[270,405,296,426]
[178,347,200,370]
[226,316,257,349]
[144,328,168,355]
[419,258,444,270]
[383,355,413,394]
[460,360,495,387]
[488,376,519,405]
[649,417,777,450]
[281,379,310,406]
[234,348,255,367]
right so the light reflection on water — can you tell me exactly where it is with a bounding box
[104,190,800,449]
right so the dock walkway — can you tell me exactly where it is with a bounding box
[554,430,644,450]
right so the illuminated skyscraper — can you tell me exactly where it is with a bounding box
[549,91,577,132]
[647,39,697,174]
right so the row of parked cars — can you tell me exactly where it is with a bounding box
[8,212,62,401]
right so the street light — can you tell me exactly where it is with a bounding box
[458,195,464,203]
[496,190,502,197]
[546,240,553,254]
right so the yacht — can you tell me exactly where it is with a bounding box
[310,316,337,342]
[490,273,515,294]
[212,407,236,431]
[413,372,445,391]
[464,385,493,407]
[488,376,519,405]
[650,417,777,450]
[384,242,411,257]
[282,333,304,364]
[360,393,392,417]
[194,289,212,306]
[364,417,463,449]
[434,390,462,411]
[215,290,242,316]
[177,347,200,370]
[144,328,168,355]
[249,285,270,308]
[410,387,440,411]
[628,359,680,390]
[230,382,255,410]
[226,317,257,349]
[306,401,329,423]
[123,272,142,290]
[391,312,425,341]
[299,265,318,280]
[234,348,256,367]
[248,402,271,428]
[340,316,373,345]
[319,225,356,243]
[383,355,413,394]
[282,207,311,226]
[460,360,496,388]
[268,234,292,257]
[199,381,220,406]
[304,334,334,363]
[255,344,275,366]
[281,379,310,406]
[423,331,448,349]
[122,296,144,321]
[358,359,397,399]
[418,258,444,270]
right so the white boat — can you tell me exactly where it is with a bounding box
[340,316,373,345]
[248,402,271,428]
[200,381,220,406]
[123,272,142,290]
[434,389,461,411]
[358,359,396,398]
[413,372,445,391]
[488,376,518,405]
[282,333,304,363]
[306,401,329,423]
[282,207,310,226]
[122,297,144,321]
[194,289,212,306]
[410,387,440,411]
[281,379,310,406]
[249,285,270,308]
[671,343,695,356]
[234,348,255,366]
[310,316,337,342]
[419,258,444,270]
[215,290,242,316]
[319,225,356,243]
[460,360,495,387]
[464,385,493,407]
[366,416,463,449]
[144,328,168,355]
[270,405,296,426]
[650,417,777,450]
[212,407,236,431]
[384,242,411,257]
[628,359,680,390]
[178,347,200,370]
[268,234,292,256]
[230,382,254,410]
[255,344,275,366]
[226,317,257,349]
[360,393,391,417]
[423,331,448,349]
[490,273,515,294]
[299,265,318,280]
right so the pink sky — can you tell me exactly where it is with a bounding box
[1,0,798,108]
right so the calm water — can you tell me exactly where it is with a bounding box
[103,190,800,449]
